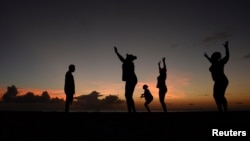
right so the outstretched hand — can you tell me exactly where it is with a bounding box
[204,52,208,57]
[223,41,229,48]
[140,94,145,98]
[162,57,165,62]
[158,61,161,66]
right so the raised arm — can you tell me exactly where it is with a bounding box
[114,46,125,63]
[204,52,212,63]
[162,57,167,71]
[222,41,229,64]
[158,61,161,73]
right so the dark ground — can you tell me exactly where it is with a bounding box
[0,111,249,141]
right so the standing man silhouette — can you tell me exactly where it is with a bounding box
[64,64,75,113]
[157,57,167,112]
[114,46,137,113]
[204,41,230,112]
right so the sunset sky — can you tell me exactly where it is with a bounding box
[0,0,249,111]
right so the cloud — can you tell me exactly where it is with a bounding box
[198,94,209,97]
[188,103,194,106]
[235,102,243,105]
[201,29,232,44]
[169,43,180,49]
[242,53,250,59]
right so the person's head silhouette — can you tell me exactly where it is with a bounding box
[126,54,137,61]
[143,84,148,90]
[68,64,75,72]
[211,52,221,63]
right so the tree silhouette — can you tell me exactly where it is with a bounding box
[75,91,103,105]
[50,97,64,103]
[41,91,50,102]
[23,92,36,103]
[101,95,124,105]
[1,85,62,103]
[75,91,124,110]
[2,85,18,102]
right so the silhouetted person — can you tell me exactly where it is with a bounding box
[204,41,229,112]
[140,85,153,112]
[64,64,75,113]
[157,57,167,112]
[114,46,137,113]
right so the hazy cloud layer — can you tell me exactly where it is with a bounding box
[242,53,250,59]
[201,28,232,45]
[202,31,231,44]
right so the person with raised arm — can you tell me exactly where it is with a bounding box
[157,57,167,112]
[114,46,138,113]
[204,41,230,112]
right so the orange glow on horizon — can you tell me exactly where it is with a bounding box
[1,80,249,111]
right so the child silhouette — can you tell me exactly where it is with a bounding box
[141,85,153,112]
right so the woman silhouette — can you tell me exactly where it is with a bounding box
[157,57,167,112]
[204,41,229,112]
[114,46,137,113]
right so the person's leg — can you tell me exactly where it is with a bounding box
[220,82,228,112]
[144,99,151,112]
[213,83,223,112]
[125,82,132,112]
[130,82,137,112]
[144,102,150,112]
[125,95,131,113]
[220,95,227,112]
[125,81,137,113]
[159,89,167,112]
[65,95,70,113]
[69,95,73,105]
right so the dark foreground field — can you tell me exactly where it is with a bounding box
[1,111,249,140]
